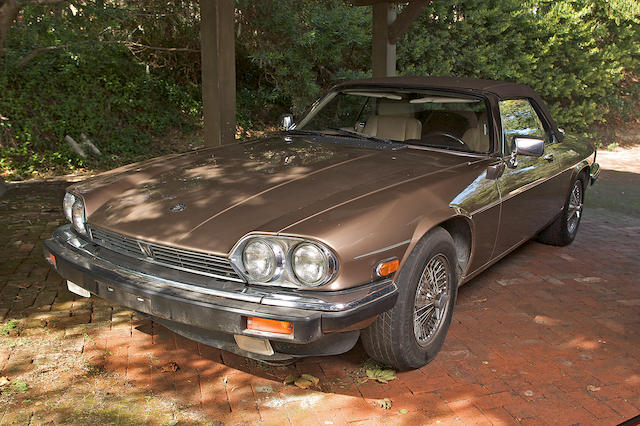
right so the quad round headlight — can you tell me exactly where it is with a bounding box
[242,240,279,282]
[292,243,329,287]
[230,235,338,288]
[63,192,75,222]
[71,198,87,235]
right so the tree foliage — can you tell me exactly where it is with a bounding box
[398,0,640,130]
[0,0,638,178]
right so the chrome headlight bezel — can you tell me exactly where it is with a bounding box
[63,192,75,223]
[70,194,87,235]
[229,234,338,288]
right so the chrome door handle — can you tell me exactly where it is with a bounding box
[543,154,554,162]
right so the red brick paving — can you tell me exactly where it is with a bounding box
[1,152,640,424]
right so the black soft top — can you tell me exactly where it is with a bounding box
[335,76,537,98]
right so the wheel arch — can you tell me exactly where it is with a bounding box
[402,212,474,284]
[572,161,590,186]
[438,216,473,280]
[566,162,590,202]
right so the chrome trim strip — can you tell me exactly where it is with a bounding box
[469,198,501,216]
[261,281,397,312]
[353,239,411,260]
[499,166,568,203]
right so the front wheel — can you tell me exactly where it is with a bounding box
[361,227,458,370]
[537,175,585,246]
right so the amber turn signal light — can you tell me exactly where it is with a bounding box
[376,258,399,277]
[246,317,294,335]
[46,253,56,269]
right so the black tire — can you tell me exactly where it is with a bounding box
[537,175,585,246]
[361,227,458,371]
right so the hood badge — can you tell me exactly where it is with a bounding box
[169,203,186,213]
[138,242,154,258]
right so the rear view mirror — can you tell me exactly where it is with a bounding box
[507,136,545,168]
[281,114,294,131]
[514,136,545,157]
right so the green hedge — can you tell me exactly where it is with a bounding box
[1,0,638,178]
[0,2,201,178]
[398,0,640,131]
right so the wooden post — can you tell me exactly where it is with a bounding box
[200,0,236,147]
[372,2,396,78]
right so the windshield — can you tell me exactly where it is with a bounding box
[296,88,491,153]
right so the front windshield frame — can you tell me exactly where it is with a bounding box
[294,86,494,155]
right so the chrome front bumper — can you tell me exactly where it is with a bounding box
[43,226,398,348]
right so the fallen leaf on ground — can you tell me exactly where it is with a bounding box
[0,377,9,387]
[283,374,297,385]
[376,398,392,409]
[11,380,28,393]
[284,373,320,389]
[160,361,179,373]
[300,374,319,386]
[361,359,380,371]
[366,368,397,384]
[294,377,313,389]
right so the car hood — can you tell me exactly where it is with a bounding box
[71,136,474,254]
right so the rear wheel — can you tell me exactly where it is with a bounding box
[537,175,585,246]
[361,227,458,370]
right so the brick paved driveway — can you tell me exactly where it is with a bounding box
[1,149,639,424]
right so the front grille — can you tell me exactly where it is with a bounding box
[88,226,244,282]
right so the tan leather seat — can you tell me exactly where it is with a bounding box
[363,115,422,141]
[461,112,490,153]
[363,100,422,141]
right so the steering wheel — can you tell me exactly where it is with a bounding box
[423,131,466,145]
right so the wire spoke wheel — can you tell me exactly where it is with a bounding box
[413,253,451,346]
[567,181,583,235]
[362,227,458,369]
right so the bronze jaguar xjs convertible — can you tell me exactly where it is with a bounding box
[44,77,599,370]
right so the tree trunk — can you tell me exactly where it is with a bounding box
[0,0,20,56]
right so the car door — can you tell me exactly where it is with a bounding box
[493,99,565,257]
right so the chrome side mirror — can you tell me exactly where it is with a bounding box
[507,136,545,168]
[281,113,294,131]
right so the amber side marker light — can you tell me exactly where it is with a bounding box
[246,317,294,335]
[46,253,56,269]
[376,258,399,277]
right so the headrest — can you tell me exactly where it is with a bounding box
[378,100,415,116]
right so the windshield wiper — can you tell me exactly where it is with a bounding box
[286,128,406,151]
[326,127,394,144]
[287,127,394,144]
[408,142,474,153]
[285,129,325,136]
